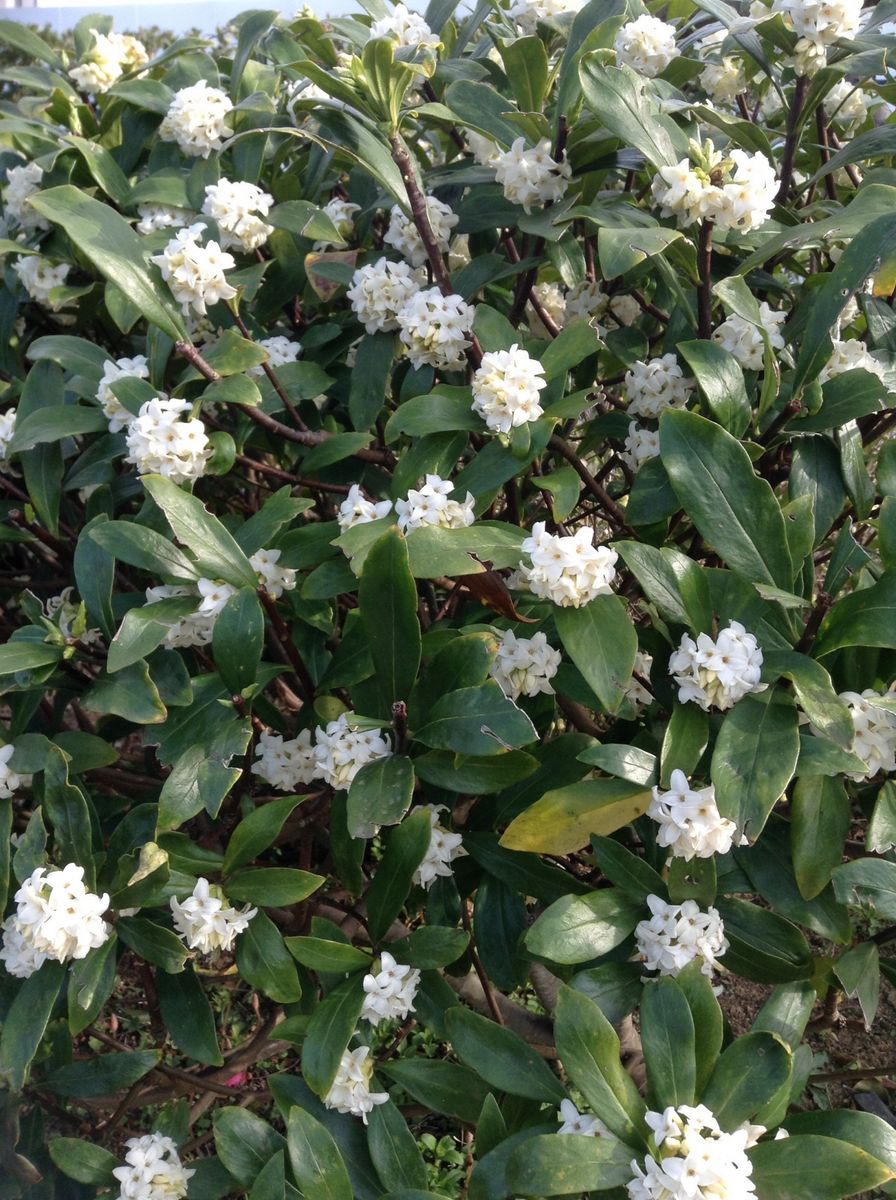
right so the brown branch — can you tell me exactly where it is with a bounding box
[389,135,453,297]
[548,434,630,531]
[777,75,808,204]
[461,900,505,1025]
[259,590,316,699]
[697,219,714,340]
[231,311,308,431]
[815,105,839,203]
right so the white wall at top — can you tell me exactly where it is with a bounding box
[0,0,357,31]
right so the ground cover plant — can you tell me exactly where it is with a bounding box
[1,0,896,1196]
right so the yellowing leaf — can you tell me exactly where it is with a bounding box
[500,779,651,854]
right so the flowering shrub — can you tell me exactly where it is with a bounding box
[1,0,896,1196]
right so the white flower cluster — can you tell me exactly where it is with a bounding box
[347,257,426,334]
[337,484,393,532]
[635,895,728,979]
[699,32,749,105]
[838,690,896,780]
[0,411,15,467]
[494,138,571,213]
[819,338,888,387]
[712,306,786,371]
[69,29,147,94]
[361,951,421,1025]
[97,354,150,432]
[4,162,48,230]
[614,15,678,77]
[314,713,393,790]
[369,3,440,47]
[159,81,234,157]
[151,223,237,315]
[44,587,101,645]
[112,1132,194,1200]
[252,728,317,790]
[413,805,466,888]
[520,522,618,608]
[652,149,777,232]
[508,0,585,33]
[625,355,692,419]
[324,1046,389,1122]
[648,769,742,860]
[396,474,475,532]
[0,744,31,800]
[397,287,474,370]
[315,198,361,249]
[772,0,862,70]
[621,422,661,472]
[202,179,274,252]
[0,864,110,979]
[490,630,561,700]
[384,198,458,267]
[144,583,213,648]
[471,344,547,434]
[136,203,194,235]
[251,547,297,597]
[558,1099,612,1138]
[124,395,211,484]
[669,621,765,711]
[628,1105,763,1200]
[170,877,257,956]
[13,256,70,309]
[247,334,302,377]
[826,79,871,129]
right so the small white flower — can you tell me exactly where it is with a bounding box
[337,484,393,533]
[635,895,728,979]
[112,1131,194,1200]
[712,305,786,371]
[170,877,257,956]
[124,395,211,484]
[384,198,458,268]
[150,223,237,315]
[467,130,501,167]
[826,79,871,129]
[648,769,744,859]
[250,547,297,598]
[836,690,896,780]
[202,179,274,252]
[490,630,561,700]
[324,1046,389,1122]
[196,577,238,618]
[395,474,475,533]
[361,951,421,1026]
[0,744,31,800]
[0,864,110,976]
[698,34,749,105]
[0,410,16,467]
[413,805,466,888]
[669,621,765,711]
[136,203,194,236]
[614,15,678,77]
[97,355,150,433]
[159,81,233,157]
[13,257,70,309]
[0,916,46,979]
[347,257,426,334]
[396,287,474,371]
[145,584,214,648]
[69,29,147,94]
[247,334,302,377]
[529,281,567,336]
[369,3,440,47]
[472,344,547,434]
[494,138,571,213]
[520,521,618,608]
[558,1099,612,1138]
[313,713,392,791]
[819,338,889,388]
[3,162,48,231]
[621,422,660,472]
[625,354,692,419]
[314,198,361,250]
[252,728,318,791]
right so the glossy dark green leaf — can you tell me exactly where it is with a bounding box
[526,888,643,965]
[505,1132,635,1196]
[214,1109,286,1187]
[367,1101,428,1193]
[446,1006,566,1103]
[347,755,414,838]
[791,775,850,900]
[815,572,896,657]
[47,1139,118,1185]
[157,966,223,1066]
[555,595,638,714]
[235,911,302,1002]
[0,960,65,1089]
[223,795,308,874]
[366,808,433,942]
[701,1032,791,1128]
[749,1135,893,1200]
[142,475,257,588]
[711,690,800,839]
[382,1059,491,1124]
[41,1049,159,1097]
[640,978,696,1109]
[717,898,814,983]
[213,588,264,695]
[116,917,187,973]
[678,339,750,437]
[287,1106,353,1200]
[359,527,421,715]
[302,978,366,1098]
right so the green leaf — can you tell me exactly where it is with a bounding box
[28,186,187,341]
[302,978,366,1098]
[226,867,324,906]
[41,1049,160,1097]
[384,926,469,969]
[350,332,396,431]
[250,1151,286,1200]
[640,978,697,1109]
[381,1060,491,1124]
[347,755,414,838]
[359,528,421,716]
[157,966,223,1066]
[526,888,643,965]
[68,934,118,1036]
[0,961,65,1090]
[415,681,536,756]
[500,35,548,112]
[554,986,646,1146]
[235,911,302,1002]
[214,1109,286,1187]
[444,79,520,147]
[814,572,896,656]
[0,19,64,68]
[501,778,651,855]
[869,782,896,852]
[7,405,108,454]
[116,917,187,974]
[284,937,372,973]
[368,1101,428,1193]
[223,796,308,874]
[107,599,196,673]
[835,941,879,1029]
[749,1135,893,1200]
[791,776,850,901]
[445,1006,566,1103]
[287,1107,353,1200]
[505,1133,635,1196]
[591,835,666,901]
[764,650,853,748]
[716,898,814,983]
[0,641,62,675]
[615,541,710,632]
[143,475,257,587]
[711,690,800,839]
[660,409,793,589]
[832,858,896,920]
[366,808,433,942]
[678,339,750,437]
[578,57,686,168]
[555,595,638,714]
[85,660,167,723]
[385,389,481,441]
[701,1032,791,1128]
[213,588,264,694]
[89,520,201,582]
[413,750,538,794]
[783,1110,896,1176]
[48,1139,118,1185]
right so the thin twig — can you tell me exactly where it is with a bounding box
[461,900,505,1025]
